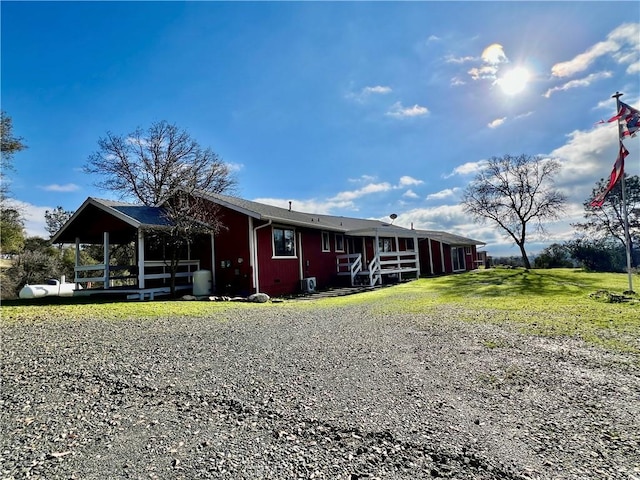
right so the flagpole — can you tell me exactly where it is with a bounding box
[612,91,634,293]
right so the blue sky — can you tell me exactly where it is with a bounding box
[2,1,639,257]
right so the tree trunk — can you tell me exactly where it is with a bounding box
[518,242,531,269]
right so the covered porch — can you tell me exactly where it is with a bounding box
[336,226,420,287]
[51,198,212,300]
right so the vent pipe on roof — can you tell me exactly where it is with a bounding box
[289,201,292,211]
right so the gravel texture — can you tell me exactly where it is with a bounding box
[1,304,639,479]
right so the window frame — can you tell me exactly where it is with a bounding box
[451,246,466,272]
[378,237,393,253]
[321,232,331,252]
[335,234,345,252]
[272,226,297,258]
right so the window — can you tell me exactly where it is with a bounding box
[335,234,345,252]
[273,227,296,257]
[378,238,393,252]
[465,246,471,255]
[406,238,415,251]
[322,232,330,252]
[452,247,466,271]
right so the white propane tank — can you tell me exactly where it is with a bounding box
[192,270,213,296]
[18,277,78,299]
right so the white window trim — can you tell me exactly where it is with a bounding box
[321,231,331,252]
[272,225,297,259]
[335,234,345,253]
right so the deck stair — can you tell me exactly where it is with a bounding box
[337,251,417,287]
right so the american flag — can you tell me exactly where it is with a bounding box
[607,101,640,139]
[590,143,629,208]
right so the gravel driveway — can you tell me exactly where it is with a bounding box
[1,303,639,479]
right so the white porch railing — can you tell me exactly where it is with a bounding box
[74,260,200,289]
[365,256,382,287]
[337,251,418,287]
[336,254,362,285]
[379,251,419,273]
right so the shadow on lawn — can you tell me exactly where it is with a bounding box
[433,268,612,298]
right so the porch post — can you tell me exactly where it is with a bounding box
[298,232,304,281]
[249,217,257,293]
[374,231,380,268]
[427,238,434,275]
[75,237,81,288]
[413,233,421,276]
[103,232,109,288]
[440,242,445,273]
[137,229,145,289]
[210,232,216,291]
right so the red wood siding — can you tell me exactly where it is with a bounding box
[419,239,457,276]
[300,230,339,290]
[255,224,299,297]
[464,246,478,271]
[213,206,253,296]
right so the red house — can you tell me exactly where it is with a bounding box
[52,192,485,299]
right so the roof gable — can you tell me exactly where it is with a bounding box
[51,197,172,244]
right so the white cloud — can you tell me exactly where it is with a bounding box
[625,60,640,75]
[226,162,244,172]
[551,22,640,78]
[468,65,499,81]
[551,125,622,199]
[445,54,476,64]
[332,182,393,202]
[543,71,613,98]
[363,85,392,95]
[426,188,460,200]
[252,197,354,214]
[398,175,424,187]
[41,183,80,192]
[488,117,506,129]
[348,174,377,183]
[515,111,534,120]
[465,43,509,82]
[347,85,392,102]
[402,189,419,199]
[393,204,472,232]
[386,102,429,118]
[481,44,507,65]
[445,160,486,178]
[5,199,50,238]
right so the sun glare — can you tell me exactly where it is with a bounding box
[498,67,530,95]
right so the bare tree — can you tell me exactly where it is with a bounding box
[85,120,234,205]
[461,154,567,269]
[573,175,639,266]
[85,120,236,294]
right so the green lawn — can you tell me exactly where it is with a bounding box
[318,268,640,353]
[2,268,638,353]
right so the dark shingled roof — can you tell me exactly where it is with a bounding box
[195,190,407,235]
[414,229,486,246]
[51,193,485,247]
